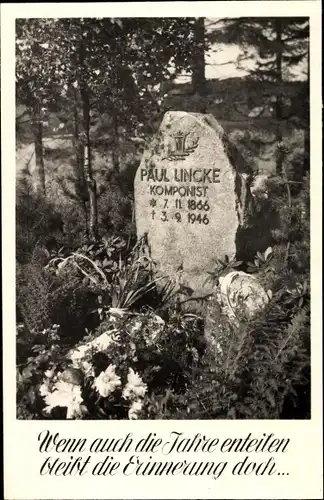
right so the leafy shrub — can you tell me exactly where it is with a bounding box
[16,175,64,264]
[98,189,135,239]
[16,260,56,335]
[46,235,171,314]
[17,258,100,352]
[153,297,310,420]
[50,279,100,346]
[97,160,137,238]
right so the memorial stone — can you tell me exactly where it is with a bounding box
[134,111,259,297]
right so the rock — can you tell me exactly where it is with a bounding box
[218,271,270,324]
[204,271,270,352]
[134,111,263,300]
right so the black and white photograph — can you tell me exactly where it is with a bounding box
[14,15,312,421]
[2,2,323,499]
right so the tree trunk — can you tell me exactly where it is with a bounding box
[83,201,89,238]
[303,50,310,175]
[274,19,284,175]
[73,89,85,177]
[83,144,98,240]
[79,41,98,241]
[192,17,207,113]
[32,103,45,196]
[73,89,89,235]
[111,113,120,172]
[304,125,310,175]
[80,84,98,240]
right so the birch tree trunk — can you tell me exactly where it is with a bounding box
[83,144,98,241]
[79,40,98,240]
[274,19,284,176]
[73,88,89,236]
[32,102,46,196]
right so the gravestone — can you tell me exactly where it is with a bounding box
[134,111,260,298]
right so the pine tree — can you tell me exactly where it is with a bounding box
[208,17,309,174]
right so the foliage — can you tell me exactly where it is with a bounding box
[17,260,99,349]
[16,17,198,234]
[16,17,197,149]
[246,246,274,273]
[17,278,309,420]
[207,18,309,174]
[174,303,309,420]
[204,255,244,287]
[16,260,56,335]
[208,18,309,87]
[16,175,64,264]
[16,309,205,420]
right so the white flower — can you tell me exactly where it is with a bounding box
[154,314,165,326]
[128,400,143,420]
[53,371,62,382]
[69,344,91,364]
[68,331,119,365]
[43,380,83,419]
[39,379,51,397]
[44,368,55,379]
[94,331,119,350]
[71,357,95,378]
[93,365,121,398]
[79,360,95,377]
[122,368,147,400]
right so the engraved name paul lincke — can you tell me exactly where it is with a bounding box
[140,167,221,225]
